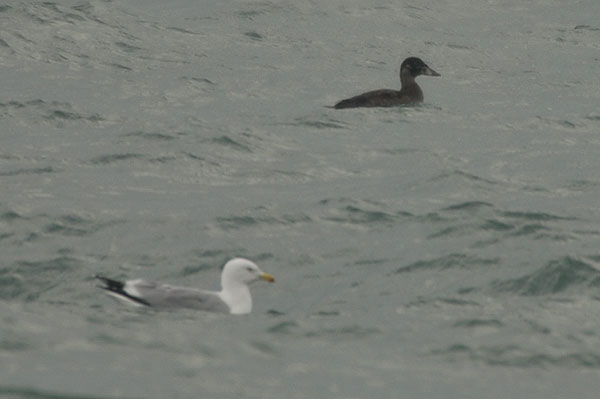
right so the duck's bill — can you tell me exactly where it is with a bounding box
[423,66,440,76]
[260,273,275,283]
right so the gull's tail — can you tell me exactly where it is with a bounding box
[95,275,150,307]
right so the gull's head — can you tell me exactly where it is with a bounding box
[222,258,275,287]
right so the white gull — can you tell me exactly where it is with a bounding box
[96,258,275,315]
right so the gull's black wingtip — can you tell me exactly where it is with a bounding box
[94,275,151,307]
[95,275,125,291]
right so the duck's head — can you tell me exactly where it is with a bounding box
[401,57,440,78]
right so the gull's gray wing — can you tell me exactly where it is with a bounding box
[126,280,231,313]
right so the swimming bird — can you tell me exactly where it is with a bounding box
[332,57,440,109]
[96,258,275,315]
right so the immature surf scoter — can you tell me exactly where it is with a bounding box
[332,57,440,109]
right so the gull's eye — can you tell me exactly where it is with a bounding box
[246,267,254,272]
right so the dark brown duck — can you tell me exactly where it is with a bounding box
[332,57,440,109]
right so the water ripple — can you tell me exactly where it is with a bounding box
[433,343,600,368]
[89,153,145,165]
[283,115,348,129]
[215,213,311,230]
[0,99,103,125]
[424,201,578,245]
[492,256,600,296]
[395,254,500,274]
[1,256,78,301]
[207,135,253,152]
[319,198,412,226]
[123,131,180,141]
[0,166,57,177]
[267,320,380,341]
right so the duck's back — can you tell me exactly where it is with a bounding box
[334,84,423,109]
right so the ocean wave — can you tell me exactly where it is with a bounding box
[492,256,600,296]
[433,343,600,369]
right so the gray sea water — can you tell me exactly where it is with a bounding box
[2,0,600,398]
